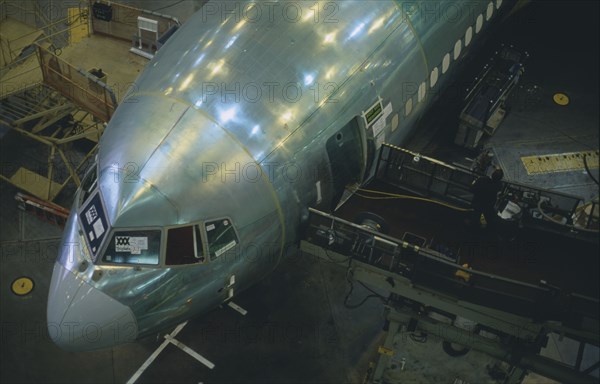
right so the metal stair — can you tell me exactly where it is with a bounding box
[0,83,73,137]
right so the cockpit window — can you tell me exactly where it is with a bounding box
[205,218,238,260]
[166,225,205,265]
[102,230,161,265]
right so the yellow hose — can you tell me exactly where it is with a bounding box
[355,188,473,212]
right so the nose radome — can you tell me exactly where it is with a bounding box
[47,262,138,351]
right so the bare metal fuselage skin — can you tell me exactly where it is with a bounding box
[48,1,506,351]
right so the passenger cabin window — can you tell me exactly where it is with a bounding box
[430,67,439,88]
[417,82,426,103]
[442,53,450,74]
[404,98,413,116]
[476,14,483,33]
[454,40,462,61]
[486,2,494,20]
[102,230,161,265]
[465,26,473,47]
[205,219,238,260]
[166,225,205,265]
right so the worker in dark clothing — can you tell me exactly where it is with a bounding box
[470,168,504,229]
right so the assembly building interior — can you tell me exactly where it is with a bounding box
[0,1,598,383]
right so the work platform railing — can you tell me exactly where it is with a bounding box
[0,43,115,203]
[301,208,599,384]
[303,208,599,334]
[37,44,117,122]
[376,143,599,243]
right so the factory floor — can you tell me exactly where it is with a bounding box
[1,1,598,384]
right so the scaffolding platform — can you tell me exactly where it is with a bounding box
[1,1,180,210]
[301,143,599,383]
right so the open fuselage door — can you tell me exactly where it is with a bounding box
[326,115,372,211]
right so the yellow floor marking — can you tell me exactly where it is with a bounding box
[521,150,599,175]
[553,93,570,106]
[12,277,34,296]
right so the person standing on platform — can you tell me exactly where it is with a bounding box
[470,168,504,229]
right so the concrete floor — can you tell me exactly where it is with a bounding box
[1,1,598,383]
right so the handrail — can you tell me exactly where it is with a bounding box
[307,207,545,290]
[381,142,458,169]
[304,207,600,331]
[141,8,181,27]
[377,143,599,241]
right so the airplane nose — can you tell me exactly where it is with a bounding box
[47,262,138,351]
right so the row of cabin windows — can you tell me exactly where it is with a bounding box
[101,218,239,266]
[404,0,502,117]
